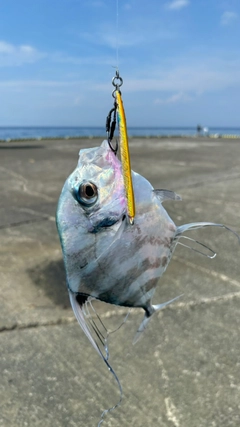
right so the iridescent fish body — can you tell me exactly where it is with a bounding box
[56,140,239,355]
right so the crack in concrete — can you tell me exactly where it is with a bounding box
[154,349,182,425]
[0,166,55,202]
[18,207,55,220]
[174,256,240,288]
[0,216,55,230]
[1,291,240,334]
[164,397,181,427]
[182,197,240,208]
[0,316,76,333]
[173,170,240,191]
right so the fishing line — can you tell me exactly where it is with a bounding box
[116,0,119,70]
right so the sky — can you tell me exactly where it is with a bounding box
[0,0,239,127]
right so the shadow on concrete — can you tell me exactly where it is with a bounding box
[27,259,70,308]
[0,145,44,149]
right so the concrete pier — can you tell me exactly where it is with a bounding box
[1,137,240,426]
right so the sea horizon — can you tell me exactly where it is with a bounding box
[0,125,239,141]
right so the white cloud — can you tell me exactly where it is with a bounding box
[79,27,176,49]
[220,11,238,26]
[74,96,82,106]
[0,49,239,126]
[50,51,114,66]
[20,45,35,54]
[1,52,239,97]
[0,40,44,66]
[100,32,145,48]
[154,92,193,104]
[92,54,240,95]
[0,80,79,89]
[0,41,15,54]
[166,0,189,11]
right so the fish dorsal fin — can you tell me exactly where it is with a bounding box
[176,222,240,242]
[153,189,182,203]
[176,222,240,258]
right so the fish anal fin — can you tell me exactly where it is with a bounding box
[69,290,106,361]
[69,290,124,426]
[153,189,182,203]
[133,294,183,345]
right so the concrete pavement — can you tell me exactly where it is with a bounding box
[1,137,240,426]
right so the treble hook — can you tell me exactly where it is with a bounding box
[106,70,123,154]
[106,101,118,154]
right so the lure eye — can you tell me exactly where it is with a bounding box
[75,181,98,206]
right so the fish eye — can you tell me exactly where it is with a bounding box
[75,181,98,206]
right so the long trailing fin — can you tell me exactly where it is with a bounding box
[153,189,182,203]
[107,309,131,336]
[69,290,127,426]
[133,294,183,345]
[176,222,240,259]
[177,235,217,259]
[69,291,104,359]
[177,222,240,242]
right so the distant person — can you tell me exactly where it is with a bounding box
[196,124,202,135]
[203,127,209,136]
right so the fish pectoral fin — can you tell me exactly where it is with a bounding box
[132,294,183,345]
[153,189,182,203]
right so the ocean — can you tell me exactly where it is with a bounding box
[0,126,239,141]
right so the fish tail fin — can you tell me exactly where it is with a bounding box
[176,222,240,258]
[133,294,183,345]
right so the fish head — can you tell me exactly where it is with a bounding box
[56,140,127,292]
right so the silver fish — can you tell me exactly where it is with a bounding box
[56,140,239,355]
[56,139,239,425]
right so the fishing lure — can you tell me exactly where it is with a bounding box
[106,71,135,224]
[56,72,240,425]
[116,89,135,224]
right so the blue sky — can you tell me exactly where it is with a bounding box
[0,0,239,127]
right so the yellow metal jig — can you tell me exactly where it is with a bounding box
[116,90,135,224]
[106,70,135,224]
